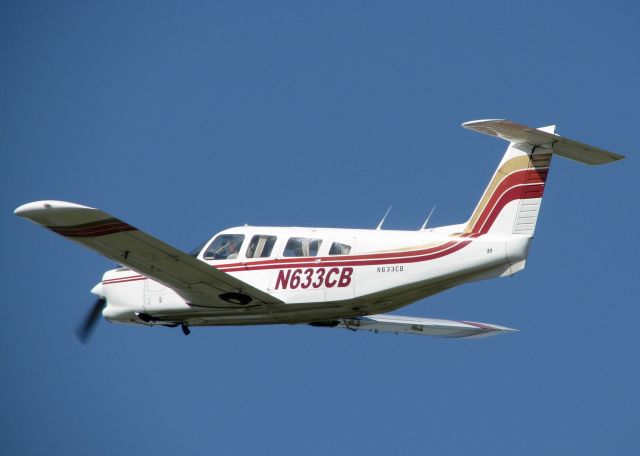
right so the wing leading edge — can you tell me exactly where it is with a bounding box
[14,200,282,309]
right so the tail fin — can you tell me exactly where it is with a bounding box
[463,127,553,237]
[462,119,625,238]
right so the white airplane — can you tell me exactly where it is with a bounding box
[15,120,625,342]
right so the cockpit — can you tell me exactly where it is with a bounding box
[203,234,244,260]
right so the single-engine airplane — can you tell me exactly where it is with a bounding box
[15,120,625,342]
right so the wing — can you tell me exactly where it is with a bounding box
[330,314,516,338]
[15,200,282,308]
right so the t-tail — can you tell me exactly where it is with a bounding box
[461,119,625,273]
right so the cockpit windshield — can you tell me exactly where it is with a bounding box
[189,239,209,257]
[203,234,245,260]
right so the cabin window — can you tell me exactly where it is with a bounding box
[203,234,245,260]
[246,235,277,258]
[283,237,323,257]
[329,242,351,255]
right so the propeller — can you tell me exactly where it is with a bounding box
[76,297,106,344]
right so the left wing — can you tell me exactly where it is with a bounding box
[325,314,516,338]
[15,200,282,309]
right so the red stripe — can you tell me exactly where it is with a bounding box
[52,222,137,237]
[459,321,496,330]
[217,240,460,271]
[471,173,524,233]
[213,180,545,272]
[476,183,545,235]
[53,221,130,234]
[471,169,547,233]
[103,275,145,285]
[216,240,463,271]
[217,239,472,272]
[525,168,548,184]
[58,226,137,238]
[103,274,143,282]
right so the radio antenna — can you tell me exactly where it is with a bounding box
[376,206,392,230]
[420,205,436,230]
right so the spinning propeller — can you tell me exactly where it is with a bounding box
[76,297,106,344]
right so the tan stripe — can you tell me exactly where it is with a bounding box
[371,240,448,254]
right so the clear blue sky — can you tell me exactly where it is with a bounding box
[2,1,639,454]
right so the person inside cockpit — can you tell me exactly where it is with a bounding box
[225,238,240,259]
[203,234,244,260]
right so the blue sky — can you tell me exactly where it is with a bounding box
[2,1,639,454]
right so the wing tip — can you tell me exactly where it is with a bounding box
[461,118,507,128]
[458,320,518,338]
[14,200,96,218]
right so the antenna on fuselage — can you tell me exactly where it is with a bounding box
[420,205,436,230]
[376,206,392,230]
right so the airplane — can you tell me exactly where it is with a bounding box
[15,119,625,342]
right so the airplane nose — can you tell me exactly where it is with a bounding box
[90,282,104,298]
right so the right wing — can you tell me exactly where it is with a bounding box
[332,314,516,338]
[14,200,282,309]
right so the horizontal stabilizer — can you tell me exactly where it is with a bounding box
[462,119,625,165]
[332,314,517,339]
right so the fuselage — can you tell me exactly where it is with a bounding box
[100,223,532,326]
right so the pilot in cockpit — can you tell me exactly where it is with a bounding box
[225,238,240,260]
[204,234,244,260]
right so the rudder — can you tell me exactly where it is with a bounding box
[511,151,552,235]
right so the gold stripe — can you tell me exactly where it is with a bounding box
[370,240,448,254]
